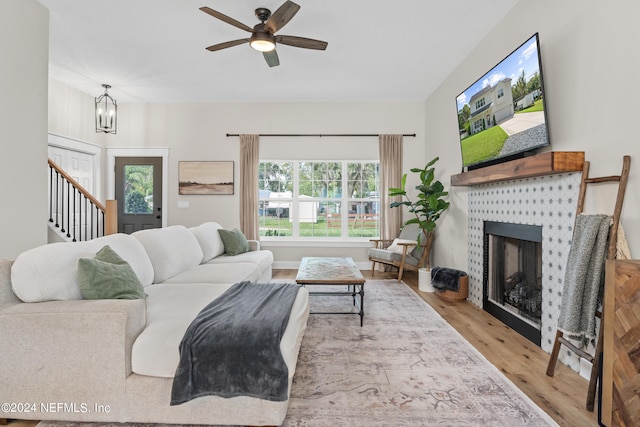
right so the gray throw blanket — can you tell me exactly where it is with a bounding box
[170,281,301,405]
[431,267,467,292]
[557,214,611,344]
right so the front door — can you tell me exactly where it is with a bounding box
[115,157,163,233]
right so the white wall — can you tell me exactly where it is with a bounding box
[48,78,106,147]
[0,0,49,259]
[425,0,640,271]
[103,101,426,266]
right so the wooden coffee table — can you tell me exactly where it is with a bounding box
[295,257,366,326]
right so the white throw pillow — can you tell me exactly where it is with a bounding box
[386,238,417,254]
[11,233,154,303]
[132,225,204,283]
[189,222,225,263]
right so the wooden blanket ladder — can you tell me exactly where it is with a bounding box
[545,155,630,411]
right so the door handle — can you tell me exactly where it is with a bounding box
[156,215,162,219]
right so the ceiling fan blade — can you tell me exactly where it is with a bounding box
[264,1,300,34]
[275,35,328,50]
[199,6,254,33]
[205,39,250,52]
[263,50,280,67]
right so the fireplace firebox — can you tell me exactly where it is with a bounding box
[483,221,542,346]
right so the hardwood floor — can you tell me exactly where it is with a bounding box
[5,269,598,427]
[277,268,600,427]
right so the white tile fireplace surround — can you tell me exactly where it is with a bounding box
[467,172,587,372]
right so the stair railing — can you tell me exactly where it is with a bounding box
[48,158,117,241]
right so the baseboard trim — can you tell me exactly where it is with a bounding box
[579,358,593,380]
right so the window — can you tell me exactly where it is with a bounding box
[258,161,380,239]
[123,164,153,214]
[497,88,504,99]
[475,97,486,110]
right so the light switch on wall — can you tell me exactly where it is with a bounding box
[177,201,190,209]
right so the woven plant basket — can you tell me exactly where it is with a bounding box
[435,274,469,302]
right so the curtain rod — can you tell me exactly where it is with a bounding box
[226,133,416,138]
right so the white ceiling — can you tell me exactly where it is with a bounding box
[36,0,521,103]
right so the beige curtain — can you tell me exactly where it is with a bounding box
[239,134,259,240]
[379,134,404,242]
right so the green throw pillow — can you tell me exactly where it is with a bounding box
[217,228,250,256]
[78,245,146,300]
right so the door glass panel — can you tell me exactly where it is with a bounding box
[124,165,154,214]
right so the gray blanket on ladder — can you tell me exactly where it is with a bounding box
[557,214,611,344]
[170,281,301,405]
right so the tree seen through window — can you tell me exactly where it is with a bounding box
[258,161,379,239]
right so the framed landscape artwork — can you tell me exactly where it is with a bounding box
[178,161,234,195]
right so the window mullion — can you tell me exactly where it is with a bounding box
[292,161,300,238]
[341,162,348,239]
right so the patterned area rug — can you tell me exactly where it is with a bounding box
[38,280,556,427]
[284,280,556,426]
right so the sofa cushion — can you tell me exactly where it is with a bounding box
[131,282,310,379]
[132,225,204,283]
[189,222,225,262]
[161,262,261,284]
[11,233,154,303]
[131,282,231,377]
[78,245,146,300]
[218,228,250,256]
[208,250,274,279]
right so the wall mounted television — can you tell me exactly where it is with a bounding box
[456,33,549,171]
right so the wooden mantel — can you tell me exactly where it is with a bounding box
[450,151,585,186]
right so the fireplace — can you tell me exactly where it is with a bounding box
[466,173,581,370]
[483,221,542,346]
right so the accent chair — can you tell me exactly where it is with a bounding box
[368,223,434,282]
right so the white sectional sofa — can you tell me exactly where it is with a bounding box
[0,223,309,426]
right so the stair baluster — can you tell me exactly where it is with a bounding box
[65,181,71,238]
[47,159,117,241]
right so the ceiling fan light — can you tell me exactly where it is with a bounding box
[250,39,275,52]
[250,31,275,52]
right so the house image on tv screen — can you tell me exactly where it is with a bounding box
[468,78,514,135]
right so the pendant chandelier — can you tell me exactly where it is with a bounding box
[95,84,117,134]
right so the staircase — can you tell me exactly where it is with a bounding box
[48,158,117,242]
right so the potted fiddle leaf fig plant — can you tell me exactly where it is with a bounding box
[388,156,450,279]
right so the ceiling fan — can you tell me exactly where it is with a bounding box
[199,1,328,67]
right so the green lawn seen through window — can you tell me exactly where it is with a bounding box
[260,215,379,238]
